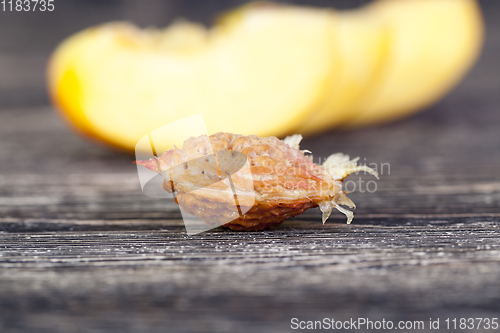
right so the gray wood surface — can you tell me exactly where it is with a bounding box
[1,1,500,332]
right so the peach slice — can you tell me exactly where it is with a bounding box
[48,6,337,152]
[298,8,389,135]
[347,0,484,127]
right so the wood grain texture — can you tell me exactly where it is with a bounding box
[1,1,500,332]
[1,105,500,333]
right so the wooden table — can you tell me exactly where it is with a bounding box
[1,1,500,332]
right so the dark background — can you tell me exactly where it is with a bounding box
[1,1,500,333]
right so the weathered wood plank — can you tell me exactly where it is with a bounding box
[2,83,500,333]
[1,222,499,333]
